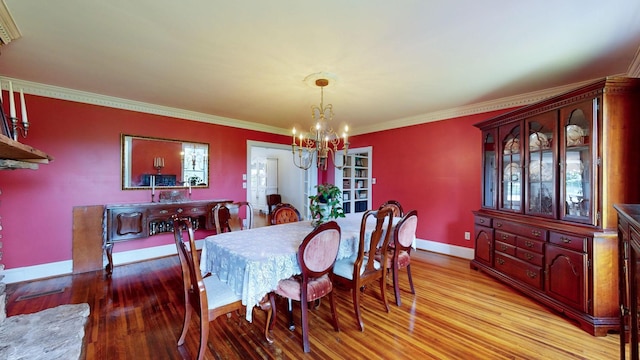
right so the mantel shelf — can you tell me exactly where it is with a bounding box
[0,134,53,165]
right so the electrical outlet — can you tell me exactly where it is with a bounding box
[464,231,471,240]
[372,178,377,184]
[242,182,247,189]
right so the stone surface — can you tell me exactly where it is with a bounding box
[0,303,90,360]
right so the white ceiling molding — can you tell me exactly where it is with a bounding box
[0,0,21,45]
[628,46,640,77]
[0,76,619,137]
[353,78,602,135]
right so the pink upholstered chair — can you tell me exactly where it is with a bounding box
[378,200,404,218]
[270,203,302,225]
[379,210,418,306]
[333,207,394,331]
[268,221,341,353]
[213,201,253,233]
[172,215,245,360]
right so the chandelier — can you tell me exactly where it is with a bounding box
[291,74,349,170]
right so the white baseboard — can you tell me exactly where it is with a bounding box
[415,238,474,259]
[2,238,466,284]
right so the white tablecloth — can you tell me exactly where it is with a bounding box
[200,213,400,321]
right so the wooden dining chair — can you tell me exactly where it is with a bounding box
[268,221,341,353]
[213,201,253,233]
[378,200,404,217]
[172,215,247,360]
[270,203,302,225]
[266,194,282,222]
[377,210,418,306]
[333,207,394,331]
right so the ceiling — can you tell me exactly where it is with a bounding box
[1,1,640,136]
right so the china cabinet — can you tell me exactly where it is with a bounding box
[336,147,372,214]
[471,77,640,336]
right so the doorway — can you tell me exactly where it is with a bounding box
[247,141,317,219]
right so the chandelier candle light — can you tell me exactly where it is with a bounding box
[292,74,349,170]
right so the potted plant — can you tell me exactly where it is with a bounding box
[309,183,345,227]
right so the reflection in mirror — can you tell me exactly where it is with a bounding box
[121,134,209,190]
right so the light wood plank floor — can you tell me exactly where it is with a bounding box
[5,245,625,359]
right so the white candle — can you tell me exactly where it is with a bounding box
[8,81,16,118]
[19,89,28,124]
[188,184,192,195]
[161,157,164,167]
[292,128,297,145]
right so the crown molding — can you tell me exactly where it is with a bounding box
[0,75,627,137]
[353,77,605,135]
[0,77,288,135]
[0,0,21,45]
[628,46,640,78]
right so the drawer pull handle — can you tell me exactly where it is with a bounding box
[479,219,485,223]
[496,258,505,265]
[526,270,537,279]
[500,244,507,251]
[190,208,200,212]
[561,237,572,244]
[177,208,183,213]
[496,223,502,228]
[524,240,534,248]
[531,230,541,237]
[502,234,508,240]
[159,210,169,214]
[525,253,533,260]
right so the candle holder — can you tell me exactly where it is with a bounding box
[154,164,164,175]
[11,117,29,141]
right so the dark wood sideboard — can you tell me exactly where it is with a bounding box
[614,204,640,360]
[103,199,232,274]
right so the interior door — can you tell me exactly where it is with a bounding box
[265,158,278,197]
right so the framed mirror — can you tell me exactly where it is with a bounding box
[121,134,209,190]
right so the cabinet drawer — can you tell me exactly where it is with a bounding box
[495,230,516,245]
[475,215,492,227]
[516,237,544,254]
[494,253,543,289]
[495,240,516,256]
[516,248,544,266]
[493,220,547,241]
[184,206,208,215]
[549,231,587,253]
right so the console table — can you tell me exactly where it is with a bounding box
[103,199,232,274]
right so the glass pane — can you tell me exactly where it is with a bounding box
[563,106,592,220]
[527,117,555,216]
[501,125,521,211]
[482,132,496,208]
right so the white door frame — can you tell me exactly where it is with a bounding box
[247,141,317,218]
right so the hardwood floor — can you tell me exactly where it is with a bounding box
[5,246,624,359]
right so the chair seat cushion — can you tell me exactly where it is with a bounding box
[275,274,333,302]
[375,249,411,269]
[203,274,242,310]
[333,255,380,280]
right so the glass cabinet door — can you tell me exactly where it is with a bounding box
[499,124,522,212]
[526,112,557,217]
[481,130,497,208]
[560,99,596,224]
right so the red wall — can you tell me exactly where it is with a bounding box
[0,94,287,269]
[0,91,511,271]
[351,110,507,248]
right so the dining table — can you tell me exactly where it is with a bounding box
[199,212,405,322]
